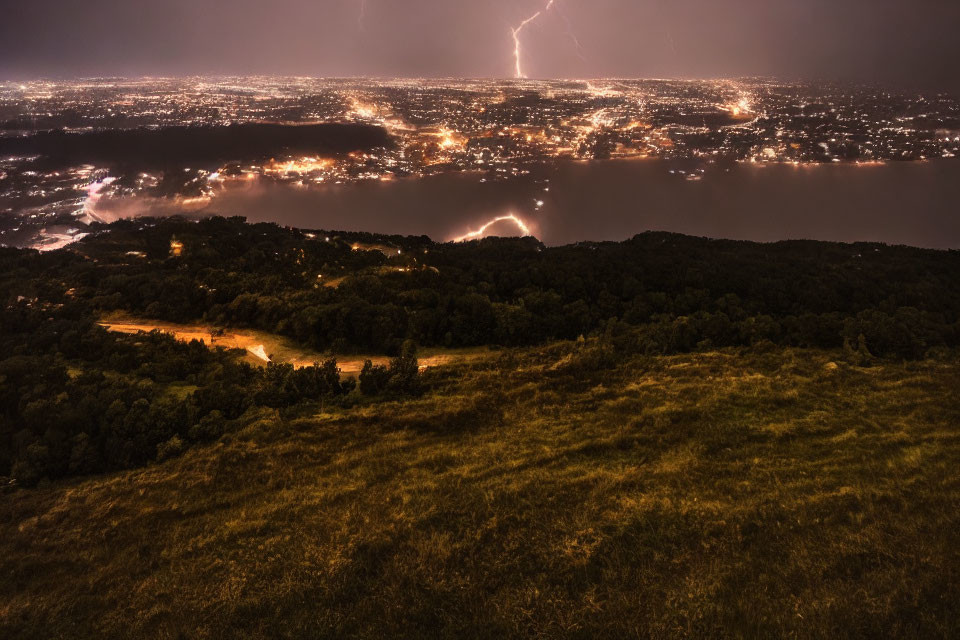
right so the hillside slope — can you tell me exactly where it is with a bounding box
[3,345,959,639]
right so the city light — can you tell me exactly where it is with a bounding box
[2,77,957,252]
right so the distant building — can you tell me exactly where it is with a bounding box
[169,237,184,257]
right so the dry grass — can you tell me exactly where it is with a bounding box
[2,346,959,638]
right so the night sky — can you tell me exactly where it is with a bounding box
[1,0,958,89]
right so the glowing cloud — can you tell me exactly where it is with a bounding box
[452,214,533,242]
[80,176,116,224]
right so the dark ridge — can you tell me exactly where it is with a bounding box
[0,122,394,170]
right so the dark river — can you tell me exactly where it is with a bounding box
[98,159,960,249]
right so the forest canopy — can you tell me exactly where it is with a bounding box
[1,216,958,486]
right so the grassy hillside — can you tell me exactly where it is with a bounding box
[3,344,959,639]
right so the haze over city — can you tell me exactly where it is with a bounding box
[5,1,959,252]
[2,0,960,91]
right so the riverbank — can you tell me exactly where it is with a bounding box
[82,157,960,249]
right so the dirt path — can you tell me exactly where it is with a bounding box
[99,316,486,375]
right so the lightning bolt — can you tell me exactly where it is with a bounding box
[510,0,556,79]
[452,214,533,242]
[554,2,586,62]
[655,0,677,58]
[357,0,368,31]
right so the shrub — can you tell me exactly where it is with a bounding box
[156,435,185,462]
[189,411,226,442]
[387,340,421,395]
[359,360,391,395]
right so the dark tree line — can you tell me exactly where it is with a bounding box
[0,302,370,487]
[0,123,393,172]
[35,216,959,357]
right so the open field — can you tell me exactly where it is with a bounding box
[99,314,489,375]
[2,345,959,638]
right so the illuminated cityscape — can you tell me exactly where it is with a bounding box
[1,76,958,249]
